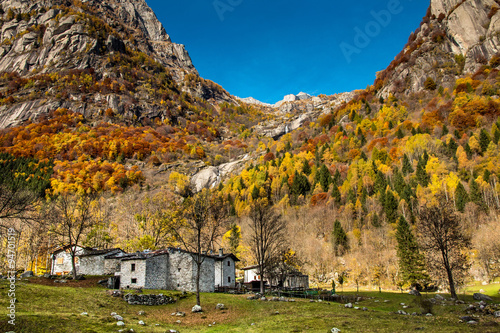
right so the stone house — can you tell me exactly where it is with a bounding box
[243,265,262,283]
[78,248,125,275]
[118,248,219,292]
[50,245,92,275]
[214,249,239,288]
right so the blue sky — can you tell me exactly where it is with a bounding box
[146,0,430,104]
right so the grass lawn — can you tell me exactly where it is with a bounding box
[0,277,499,332]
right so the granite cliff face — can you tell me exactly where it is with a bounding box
[378,0,500,96]
[0,0,233,128]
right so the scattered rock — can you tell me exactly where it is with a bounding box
[434,295,445,301]
[480,289,485,293]
[273,311,279,315]
[279,296,287,302]
[80,312,88,316]
[20,271,34,278]
[114,315,124,321]
[166,330,179,333]
[176,320,181,324]
[260,296,267,301]
[331,328,341,333]
[111,312,117,316]
[426,313,433,317]
[473,293,492,301]
[97,279,108,286]
[362,307,368,311]
[354,307,360,310]
[403,306,410,309]
[468,320,478,325]
[175,312,185,317]
[409,290,422,296]
[247,296,256,300]
[345,303,353,308]
[216,303,225,310]
[117,321,125,326]
[495,311,500,318]
[138,310,145,316]
[192,305,202,313]
[107,290,123,298]
[138,320,145,326]
[397,310,407,315]
[75,275,85,280]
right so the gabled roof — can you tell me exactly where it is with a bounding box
[50,244,93,255]
[242,265,260,271]
[78,248,124,258]
[120,249,170,261]
[212,253,240,262]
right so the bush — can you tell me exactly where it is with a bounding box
[424,77,437,91]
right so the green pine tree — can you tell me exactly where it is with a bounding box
[470,178,487,211]
[454,182,469,212]
[395,216,429,288]
[384,190,399,224]
[302,159,312,175]
[479,129,491,152]
[402,154,414,175]
[333,220,349,256]
[416,156,430,187]
[317,164,332,192]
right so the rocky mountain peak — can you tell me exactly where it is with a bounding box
[377,0,500,97]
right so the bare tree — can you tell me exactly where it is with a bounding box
[169,189,228,307]
[246,199,286,294]
[45,192,99,279]
[417,200,471,299]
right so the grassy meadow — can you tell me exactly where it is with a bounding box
[0,277,499,332]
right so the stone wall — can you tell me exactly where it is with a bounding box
[215,258,236,288]
[104,258,121,275]
[167,251,194,291]
[123,293,175,306]
[120,259,146,289]
[80,256,105,275]
[145,254,168,290]
[167,250,215,292]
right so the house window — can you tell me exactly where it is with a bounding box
[227,261,231,267]
[228,276,231,283]
[254,275,257,280]
[56,258,64,265]
[131,278,137,284]
[131,263,136,272]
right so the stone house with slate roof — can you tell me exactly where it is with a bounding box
[78,248,126,275]
[117,248,238,292]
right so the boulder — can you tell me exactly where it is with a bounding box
[215,303,225,310]
[473,293,492,302]
[409,290,422,296]
[114,315,124,321]
[138,311,145,316]
[138,320,145,326]
[494,311,500,318]
[345,303,353,308]
[175,312,185,317]
[80,312,88,316]
[434,294,445,301]
[98,279,108,286]
[20,271,34,278]
[331,328,341,333]
[117,321,125,326]
[192,305,202,313]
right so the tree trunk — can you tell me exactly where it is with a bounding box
[196,262,201,306]
[71,252,77,279]
[259,272,264,294]
[442,250,457,299]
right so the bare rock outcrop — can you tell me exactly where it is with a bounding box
[379,0,500,97]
